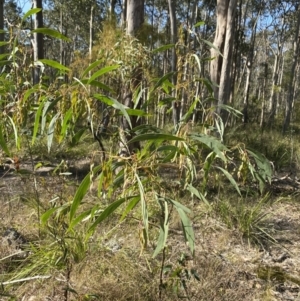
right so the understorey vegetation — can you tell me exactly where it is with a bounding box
[1,1,300,301]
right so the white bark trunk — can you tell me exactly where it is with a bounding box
[210,0,228,102]
[33,0,44,85]
[283,6,300,133]
[167,0,179,128]
[217,0,237,116]
[0,0,4,54]
[126,0,144,36]
[121,0,127,27]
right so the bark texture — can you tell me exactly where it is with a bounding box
[126,0,144,36]
[167,0,179,128]
[118,0,144,155]
[33,0,44,85]
[282,6,300,133]
[0,0,4,54]
[210,0,237,119]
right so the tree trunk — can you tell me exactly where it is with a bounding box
[282,6,300,133]
[126,0,144,36]
[167,0,179,129]
[242,11,259,124]
[121,0,127,28]
[89,6,93,79]
[59,5,64,66]
[118,0,144,155]
[110,0,116,20]
[0,0,4,55]
[267,50,280,125]
[260,62,268,128]
[210,0,229,103]
[33,0,44,85]
[216,0,237,121]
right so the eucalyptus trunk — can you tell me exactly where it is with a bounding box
[110,0,116,19]
[211,0,237,122]
[267,50,281,125]
[217,0,237,120]
[33,0,44,85]
[260,62,268,128]
[59,5,64,66]
[126,0,143,36]
[282,6,300,133]
[121,0,127,27]
[0,0,4,54]
[167,0,179,129]
[89,6,93,79]
[242,11,259,124]
[118,0,144,155]
[210,0,228,103]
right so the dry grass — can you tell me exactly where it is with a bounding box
[1,153,300,301]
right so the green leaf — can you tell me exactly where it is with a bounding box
[247,148,272,184]
[94,94,132,129]
[152,72,174,92]
[59,108,73,142]
[72,77,88,93]
[44,96,63,115]
[88,197,127,233]
[38,59,70,72]
[202,152,216,191]
[81,59,104,77]
[186,184,210,206]
[153,199,169,258]
[22,8,41,21]
[32,28,70,41]
[70,165,102,223]
[47,112,60,153]
[181,97,199,123]
[176,207,195,256]
[190,134,228,162]
[135,173,148,240]
[126,108,147,117]
[7,116,19,150]
[0,53,9,60]
[194,21,205,27]
[195,78,214,94]
[158,97,176,106]
[217,166,242,196]
[41,97,50,135]
[166,198,192,214]
[81,79,113,93]
[0,42,9,46]
[0,124,10,156]
[157,145,179,152]
[153,227,167,258]
[201,38,224,57]
[41,207,58,225]
[23,87,39,103]
[129,133,184,144]
[0,60,10,67]
[191,54,201,73]
[71,128,85,146]
[69,209,94,229]
[120,196,140,221]
[152,44,175,53]
[88,65,119,83]
[218,104,243,117]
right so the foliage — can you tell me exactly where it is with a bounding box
[0,7,278,300]
[213,194,276,247]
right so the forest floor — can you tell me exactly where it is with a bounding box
[0,150,300,301]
